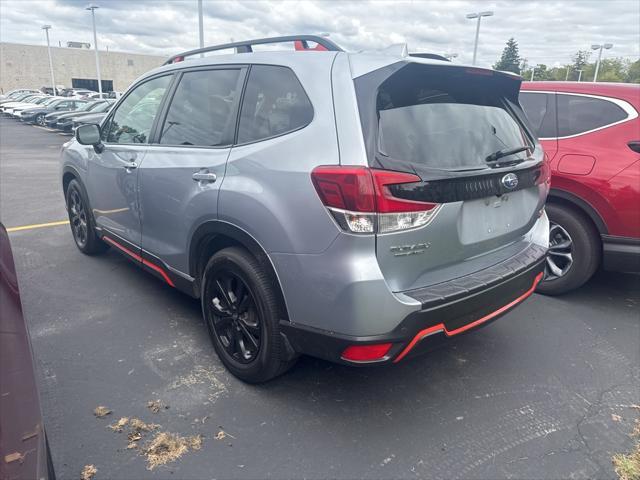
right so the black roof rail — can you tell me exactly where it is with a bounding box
[164,35,344,65]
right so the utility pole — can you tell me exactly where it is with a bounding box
[86,5,103,98]
[591,43,613,82]
[466,11,493,65]
[42,25,56,95]
[577,69,583,82]
[565,68,571,81]
[530,67,536,81]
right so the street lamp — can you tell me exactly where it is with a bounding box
[41,25,56,95]
[86,4,103,98]
[591,43,613,82]
[197,0,204,55]
[466,11,493,65]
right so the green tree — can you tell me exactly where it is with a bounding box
[494,38,522,74]
[627,60,640,83]
[570,50,591,81]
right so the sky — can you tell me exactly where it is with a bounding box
[1,0,638,68]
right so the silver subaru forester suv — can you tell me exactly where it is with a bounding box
[61,36,549,382]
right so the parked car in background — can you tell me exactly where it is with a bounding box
[40,86,64,95]
[55,100,114,132]
[59,88,96,99]
[44,100,110,128]
[10,97,61,118]
[71,113,108,131]
[0,223,55,480]
[2,95,49,115]
[520,81,640,294]
[21,99,87,126]
[62,35,549,382]
[107,91,122,99]
[0,92,40,106]
[0,88,40,100]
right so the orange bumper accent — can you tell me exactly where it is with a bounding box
[393,272,543,363]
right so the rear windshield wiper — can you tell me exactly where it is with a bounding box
[485,145,530,163]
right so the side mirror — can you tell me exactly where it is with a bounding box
[76,124,104,153]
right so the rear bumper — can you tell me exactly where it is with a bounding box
[602,235,640,273]
[281,244,546,365]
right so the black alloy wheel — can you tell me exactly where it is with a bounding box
[207,270,261,363]
[65,179,108,255]
[68,187,88,249]
[201,247,297,383]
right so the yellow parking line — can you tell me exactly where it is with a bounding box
[6,220,69,233]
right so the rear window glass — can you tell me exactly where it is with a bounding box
[557,94,627,137]
[520,92,557,138]
[237,65,313,144]
[368,64,532,171]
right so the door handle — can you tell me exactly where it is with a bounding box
[192,171,217,183]
[123,161,137,171]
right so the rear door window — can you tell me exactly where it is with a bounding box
[557,94,628,137]
[237,65,313,144]
[159,68,241,147]
[519,92,557,138]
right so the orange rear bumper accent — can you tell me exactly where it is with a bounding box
[393,272,543,363]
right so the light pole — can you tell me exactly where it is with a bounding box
[41,25,56,95]
[565,67,571,81]
[530,65,537,81]
[197,0,204,54]
[86,5,103,98]
[466,11,493,65]
[591,43,613,82]
[577,69,584,82]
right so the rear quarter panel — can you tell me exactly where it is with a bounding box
[219,55,342,255]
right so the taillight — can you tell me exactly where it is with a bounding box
[311,166,440,234]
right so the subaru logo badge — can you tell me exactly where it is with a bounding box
[501,173,518,190]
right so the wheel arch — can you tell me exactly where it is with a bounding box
[189,221,289,321]
[547,188,608,235]
[62,165,85,208]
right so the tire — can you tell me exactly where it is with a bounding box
[65,179,108,255]
[36,114,46,126]
[537,203,601,295]
[201,247,296,383]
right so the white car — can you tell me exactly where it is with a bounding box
[0,96,48,115]
[11,97,62,118]
[0,88,40,100]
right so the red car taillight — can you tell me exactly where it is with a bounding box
[311,166,440,234]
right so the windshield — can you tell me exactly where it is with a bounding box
[375,65,531,171]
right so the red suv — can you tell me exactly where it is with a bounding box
[519,81,640,294]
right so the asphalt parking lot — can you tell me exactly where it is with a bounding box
[1,115,639,480]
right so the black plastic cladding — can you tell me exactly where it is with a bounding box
[388,165,543,203]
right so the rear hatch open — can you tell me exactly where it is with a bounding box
[354,61,548,292]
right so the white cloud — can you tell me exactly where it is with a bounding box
[0,0,637,67]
